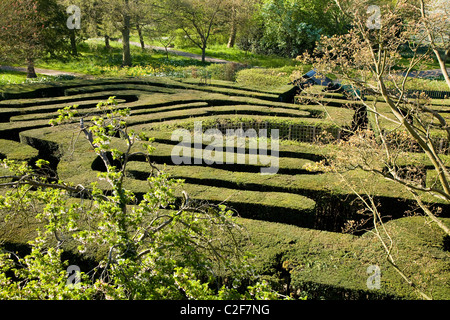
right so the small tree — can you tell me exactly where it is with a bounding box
[146,1,178,59]
[0,97,280,300]
[100,0,154,66]
[164,0,226,63]
[223,0,258,49]
[416,0,450,88]
[0,0,60,78]
[96,0,140,66]
[301,0,450,299]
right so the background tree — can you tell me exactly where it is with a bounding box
[132,0,154,51]
[93,1,120,51]
[57,0,81,56]
[120,0,133,66]
[99,0,154,66]
[223,0,258,48]
[42,0,73,57]
[57,0,108,55]
[235,0,348,57]
[92,0,135,66]
[0,0,68,78]
[260,0,321,57]
[164,0,226,63]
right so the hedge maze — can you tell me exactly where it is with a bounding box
[0,77,449,299]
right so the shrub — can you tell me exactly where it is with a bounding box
[205,63,246,82]
[235,68,290,90]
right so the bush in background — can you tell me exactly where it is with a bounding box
[235,67,291,89]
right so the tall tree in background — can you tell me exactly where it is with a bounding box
[0,0,64,78]
[87,0,119,51]
[94,0,134,66]
[226,0,239,48]
[147,0,178,58]
[0,98,280,300]
[121,0,132,66]
[241,0,348,57]
[132,0,154,51]
[58,0,81,56]
[100,0,153,66]
[224,0,259,48]
[261,0,348,57]
[58,0,109,56]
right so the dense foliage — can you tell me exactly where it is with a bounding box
[251,0,348,57]
[0,0,72,77]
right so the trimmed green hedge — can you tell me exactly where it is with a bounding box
[0,139,39,162]
[20,125,446,232]
[0,78,449,300]
[0,139,39,181]
[237,216,450,299]
[235,68,291,91]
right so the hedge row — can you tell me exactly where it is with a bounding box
[236,216,450,299]
[0,139,39,162]
[0,78,448,299]
[19,125,448,234]
[18,126,317,227]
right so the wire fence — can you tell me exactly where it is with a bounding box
[433,137,450,154]
[200,121,450,155]
[202,121,342,143]
[360,89,450,100]
[393,135,450,155]
[404,90,450,100]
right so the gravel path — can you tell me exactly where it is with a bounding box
[401,68,450,79]
[0,65,86,78]
[122,39,233,64]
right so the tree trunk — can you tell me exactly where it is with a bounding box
[419,0,450,90]
[69,29,78,56]
[26,58,37,79]
[122,0,132,67]
[122,19,132,67]
[105,35,111,51]
[227,6,237,48]
[201,44,206,63]
[227,23,237,48]
[433,47,450,90]
[136,24,145,50]
[165,47,169,59]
